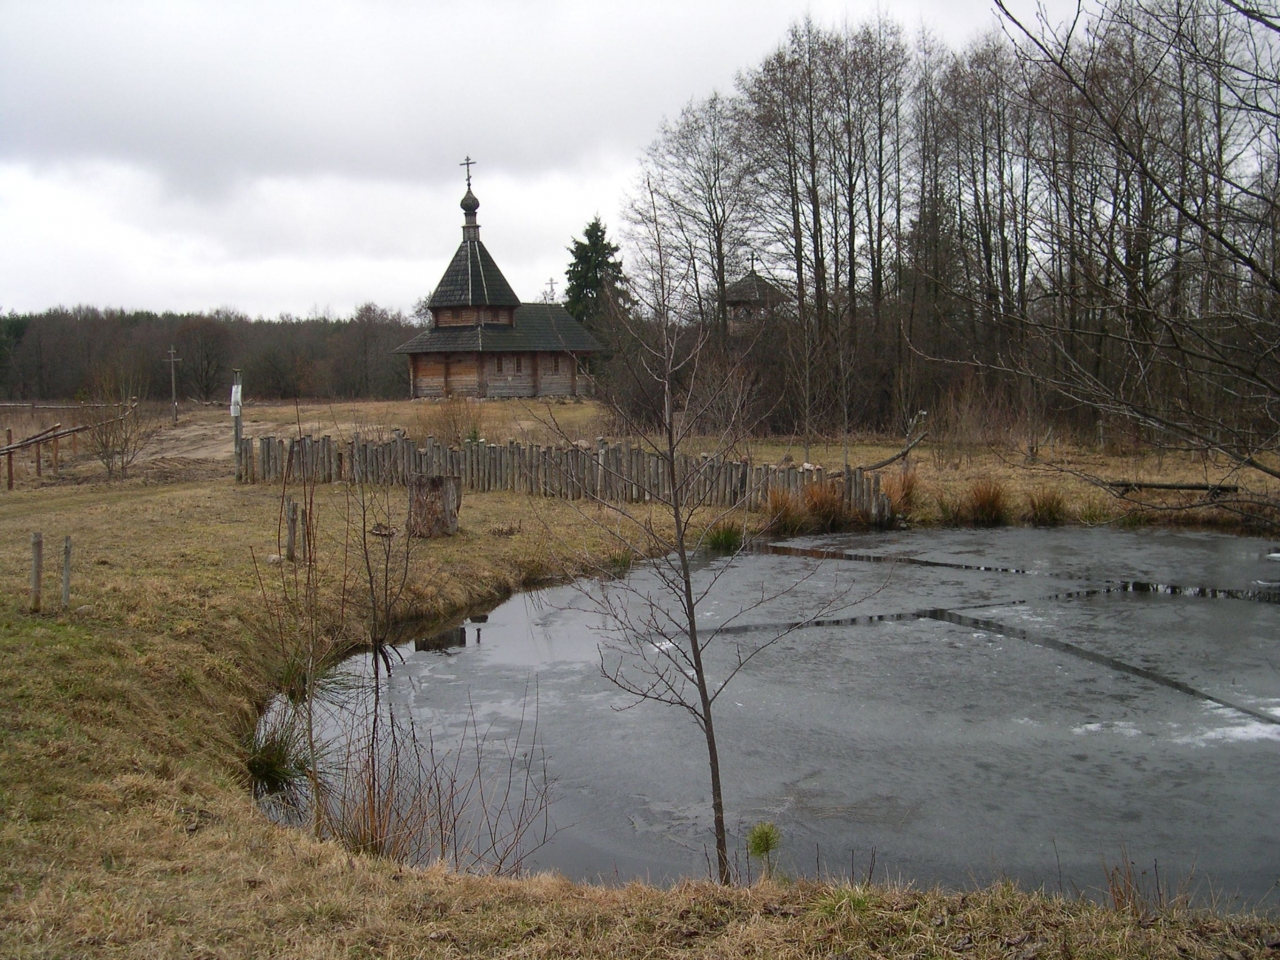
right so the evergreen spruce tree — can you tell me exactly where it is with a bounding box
[564,217,627,335]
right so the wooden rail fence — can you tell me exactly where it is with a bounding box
[237,434,895,523]
[3,405,137,490]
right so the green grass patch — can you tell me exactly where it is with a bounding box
[704,521,744,552]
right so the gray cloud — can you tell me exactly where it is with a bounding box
[0,0,1067,314]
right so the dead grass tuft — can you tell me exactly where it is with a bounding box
[1027,487,1068,527]
[802,482,851,532]
[967,478,1012,527]
[883,465,920,518]
[766,488,809,536]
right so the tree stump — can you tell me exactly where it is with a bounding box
[408,475,461,538]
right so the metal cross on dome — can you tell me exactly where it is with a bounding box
[460,155,476,189]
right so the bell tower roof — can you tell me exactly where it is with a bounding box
[427,169,520,310]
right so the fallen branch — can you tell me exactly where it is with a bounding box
[1106,480,1239,496]
[858,432,927,472]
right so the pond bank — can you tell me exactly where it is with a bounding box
[3,479,1280,956]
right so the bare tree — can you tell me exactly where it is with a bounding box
[85,366,157,479]
[177,314,232,401]
[565,179,859,885]
[985,0,1280,494]
[641,93,755,337]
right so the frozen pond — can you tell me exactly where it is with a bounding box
[295,527,1280,901]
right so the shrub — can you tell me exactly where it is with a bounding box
[704,520,744,552]
[413,396,488,449]
[1027,488,1067,527]
[967,479,1011,527]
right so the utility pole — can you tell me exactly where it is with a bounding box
[165,346,181,425]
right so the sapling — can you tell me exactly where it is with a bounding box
[747,820,781,881]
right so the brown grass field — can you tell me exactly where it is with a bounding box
[2,399,1278,957]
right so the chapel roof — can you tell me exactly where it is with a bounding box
[427,189,522,310]
[724,268,787,307]
[394,303,602,354]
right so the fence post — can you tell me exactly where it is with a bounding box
[30,532,42,613]
[6,427,12,490]
[61,536,71,609]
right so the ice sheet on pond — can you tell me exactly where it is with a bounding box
[295,526,1280,900]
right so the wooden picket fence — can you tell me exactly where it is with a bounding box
[236,434,895,523]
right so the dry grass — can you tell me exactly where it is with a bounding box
[766,488,809,535]
[2,404,1279,956]
[802,481,852,532]
[883,465,920,518]
[239,397,609,450]
[1028,487,1069,527]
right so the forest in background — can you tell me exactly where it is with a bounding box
[604,0,1280,466]
[0,304,415,403]
[3,0,1278,467]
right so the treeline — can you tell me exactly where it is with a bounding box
[617,0,1280,454]
[0,304,416,402]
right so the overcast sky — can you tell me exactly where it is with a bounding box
[0,0,1061,319]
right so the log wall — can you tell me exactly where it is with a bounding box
[408,351,580,398]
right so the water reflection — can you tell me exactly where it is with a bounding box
[410,615,489,652]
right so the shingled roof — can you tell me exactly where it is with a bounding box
[725,268,787,307]
[427,188,522,309]
[394,303,602,354]
[427,239,521,309]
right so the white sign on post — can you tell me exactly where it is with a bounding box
[230,383,242,417]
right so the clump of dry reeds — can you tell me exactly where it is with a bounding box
[967,479,1011,527]
[765,483,866,535]
[766,488,809,536]
[1027,488,1068,527]
[883,466,919,518]
[802,482,850,532]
